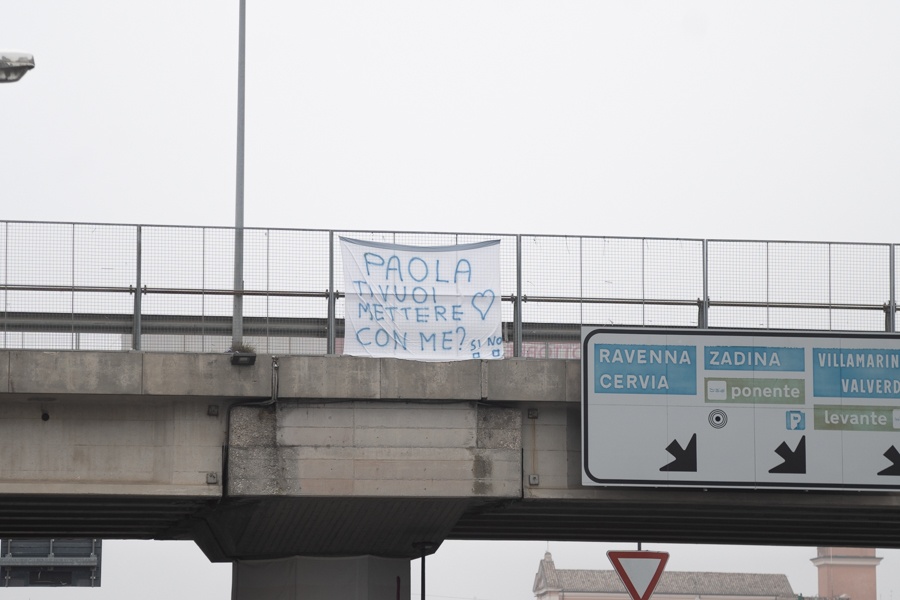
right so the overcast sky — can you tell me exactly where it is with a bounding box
[4,1,900,599]
[4,1,900,241]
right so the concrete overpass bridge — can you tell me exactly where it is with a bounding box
[3,221,900,597]
[3,352,900,562]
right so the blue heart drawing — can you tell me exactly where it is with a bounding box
[472,290,495,320]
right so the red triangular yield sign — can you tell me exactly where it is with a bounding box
[607,551,669,600]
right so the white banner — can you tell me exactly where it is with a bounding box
[341,237,503,361]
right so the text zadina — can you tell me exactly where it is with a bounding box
[708,350,781,367]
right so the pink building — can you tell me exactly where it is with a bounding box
[812,548,882,600]
[533,552,795,600]
[533,548,882,600]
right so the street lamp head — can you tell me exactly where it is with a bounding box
[0,51,35,83]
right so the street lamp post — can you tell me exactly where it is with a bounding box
[0,52,35,82]
[232,0,246,350]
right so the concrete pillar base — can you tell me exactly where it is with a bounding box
[232,556,410,600]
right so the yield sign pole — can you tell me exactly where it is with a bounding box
[607,551,670,600]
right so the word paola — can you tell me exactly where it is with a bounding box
[363,252,473,283]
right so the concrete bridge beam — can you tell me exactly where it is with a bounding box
[5,349,900,560]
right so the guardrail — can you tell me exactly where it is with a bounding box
[0,221,896,358]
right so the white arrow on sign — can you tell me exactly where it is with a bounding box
[607,551,669,600]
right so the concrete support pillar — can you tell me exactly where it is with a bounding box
[232,556,410,600]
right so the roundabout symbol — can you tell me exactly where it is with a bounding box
[708,409,728,429]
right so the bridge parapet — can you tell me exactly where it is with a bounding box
[2,350,578,403]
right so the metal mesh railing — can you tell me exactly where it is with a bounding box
[0,221,896,358]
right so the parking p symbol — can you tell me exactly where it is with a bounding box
[786,411,805,431]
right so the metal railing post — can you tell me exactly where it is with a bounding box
[889,244,896,333]
[700,239,709,328]
[515,235,523,357]
[71,224,75,344]
[133,225,142,350]
[327,231,336,354]
[2,222,6,347]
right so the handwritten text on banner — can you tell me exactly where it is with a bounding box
[341,237,503,361]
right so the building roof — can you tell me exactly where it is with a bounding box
[534,552,795,597]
